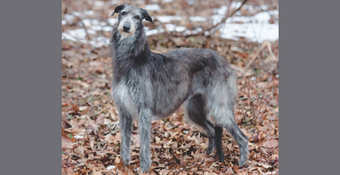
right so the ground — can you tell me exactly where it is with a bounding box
[62,0,279,174]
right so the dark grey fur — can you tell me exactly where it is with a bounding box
[109,4,249,173]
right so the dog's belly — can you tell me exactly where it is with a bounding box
[152,82,189,119]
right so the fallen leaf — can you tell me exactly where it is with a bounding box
[62,134,71,149]
[226,167,234,175]
[262,139,279,148]
[271,154,279,159]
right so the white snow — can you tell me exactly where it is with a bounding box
[189,16,207,22]
[145,4,160,11]
[62,4,278,47]
[107,165,116,170]
[156,16,181,23]
[74,135,84,139]
[94,1,104,6]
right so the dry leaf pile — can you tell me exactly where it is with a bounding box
[62,0,279,174]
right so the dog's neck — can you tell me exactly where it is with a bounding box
[110,24,151,61]
[110,24,152,80]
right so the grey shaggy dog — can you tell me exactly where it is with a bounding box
[110,4,249,173]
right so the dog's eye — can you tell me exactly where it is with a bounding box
[121,11,127,15]
[134,15,140,20]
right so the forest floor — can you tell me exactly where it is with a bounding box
[62,0,279,174]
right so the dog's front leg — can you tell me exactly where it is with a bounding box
[138,109,152,173]
[118,107,133,166]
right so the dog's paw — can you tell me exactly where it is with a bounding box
[138,167,150,175]
[206,147,214,155]
[218,155,224,163]
[122,158,130,167]
[206,141,215,155]
[238,160,247,167]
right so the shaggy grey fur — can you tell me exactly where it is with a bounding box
[110,4,249,173]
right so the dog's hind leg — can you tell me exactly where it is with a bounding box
[186,94,216,155]
[214,125,224,162]
[118,107,133,166]
[225,119,249,167]
[215,107,248,166]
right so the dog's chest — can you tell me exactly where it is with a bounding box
[112,82,139,118]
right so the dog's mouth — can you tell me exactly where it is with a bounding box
[123,29,130,33]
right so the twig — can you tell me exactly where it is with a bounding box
[267,41,278,61]
[186,0,248,37]
[257,98,279,117]
[80,20,91,42]
[239,96,279,117]
[244,41,269,70]
[205,0,248,34]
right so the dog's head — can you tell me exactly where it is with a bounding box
[111,4,153,40]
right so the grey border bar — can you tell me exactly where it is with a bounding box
[0,0,61,174]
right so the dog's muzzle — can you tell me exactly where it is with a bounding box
[123,22,130,33]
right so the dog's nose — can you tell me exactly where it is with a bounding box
[123,23,130,31]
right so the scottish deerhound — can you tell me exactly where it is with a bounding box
[110,4,249,173]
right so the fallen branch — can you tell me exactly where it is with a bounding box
[205,0,248,34]
[185,0,248,37]
[239,40,276,77]
[244,41,269,71]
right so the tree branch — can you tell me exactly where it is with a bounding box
[187,0,248,37]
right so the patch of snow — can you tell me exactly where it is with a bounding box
[260,5,269,10]
[107,165,116,170]
[189,16,207,22]
[108,18,118,25]
[103,26,113,32]
[136,0,145,5]
[62,33,77,41]
[145,4,160,11]
[89,36,110,48]
[94,1,104,6]
[82,19,91,26]
[68,29,86,39]
[74,135,84,139]
[91,25,102,31]
[62,20,66,25]
[213,5,228,16]
[254,12,271,22]
[187,0,194,5]
[165,24,186,32]
[146,28,165,36]
[162,0,173,3]
[84,10,94,16]
[109,0,119,5]
[231,1,242,9]
[64,14,74,21]
[156,16,181,23]
[72,12,81,17]
[92,19,100,25]
[219,22,278,42]
[87,29,96,34]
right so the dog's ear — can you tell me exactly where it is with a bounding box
[140,8,154,24]
[111,4,126,16]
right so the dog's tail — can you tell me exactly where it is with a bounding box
[206,68,249,167]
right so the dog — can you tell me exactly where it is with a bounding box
[109,4,249,173]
